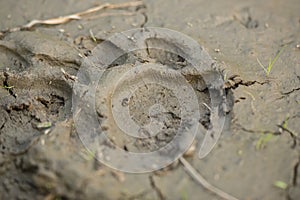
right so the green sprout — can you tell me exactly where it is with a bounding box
[282,117,288,129]
[257,46,285,76]
[255,133,274,150]
[180,190,188,200]
[35,122,52,129]
[2,85,14,89]
[281,116,298,137]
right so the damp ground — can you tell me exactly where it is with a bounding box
[0,0,299,199]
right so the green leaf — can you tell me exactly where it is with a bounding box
[282,117,289,129]
[2,85,14,89]
[274,181,288,189]
[36,122,52,129]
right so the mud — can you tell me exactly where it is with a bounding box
[0,0,299,200]
[93,40,220,154]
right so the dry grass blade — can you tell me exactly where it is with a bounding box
[1,1,143,33]
[257,46,285,76]
[179,157,239,200]
[23,15,81,28]
[77,1,143,16]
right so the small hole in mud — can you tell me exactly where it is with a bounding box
[123,145,128,151]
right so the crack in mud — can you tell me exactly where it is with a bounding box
[235,123,280,135]
[0,123,5,130]
[141,12,148,28]
[281,87,300,96]
[287,156,300,200]
[278,124,298,149]
[292,158,299,186]
[237,116,299,149]
[5,102,32,113]
[224,75,267,90]
[278,115,300,149]
[135,2,148,28]
[149,175,165,200]
[34,54,81,69]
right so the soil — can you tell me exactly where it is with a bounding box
[0,0,299,200]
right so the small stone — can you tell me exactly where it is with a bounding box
[214,48,220,53]
[237,150,243,155]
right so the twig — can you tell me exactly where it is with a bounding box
[61,68,77,82]
[1,1,143,34]
[89,29,97,42]
[179,157,239,200]
[202,102,212,111]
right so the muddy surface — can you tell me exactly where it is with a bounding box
[0,0,299,200]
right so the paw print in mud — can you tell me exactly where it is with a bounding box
[73,27,229,173]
